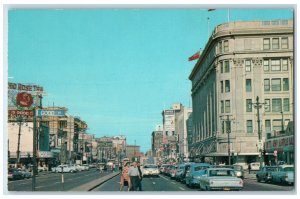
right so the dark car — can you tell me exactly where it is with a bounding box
[256,166,278,183]
[8,168,24,180]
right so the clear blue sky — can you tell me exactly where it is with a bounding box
[8,8,293,152]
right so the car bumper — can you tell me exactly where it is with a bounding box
[209,186,243,191]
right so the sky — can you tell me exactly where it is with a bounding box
[7,8,293,153]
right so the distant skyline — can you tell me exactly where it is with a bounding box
[7,8,293,152]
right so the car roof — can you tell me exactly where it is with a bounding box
[207,167,234,171]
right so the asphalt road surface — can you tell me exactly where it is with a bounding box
[7,168,112,191]
[92,174,294,192]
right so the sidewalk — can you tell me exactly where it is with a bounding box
[69,171,120,191]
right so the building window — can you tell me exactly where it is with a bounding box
[282,59,288,71]
[271,78,281,91]
[225,80,230,92]
[221,100,224,113]
[245,60,251,72]
[246,120,253,133]
[225,100,230,113]
[263,60,269,71]
[224,40,229,52]
[271,60,281,71]
[272,119,282,132]
[264,79,270,92]
[246,99,252,112]
[283,98,290,112]
[265,120,271,133]
[283,78,289,91]
[218,41,222,53]
[222,121,225,134]
[224,61,230,73]
[281,37,288,49]
[59,121,67,129]
[263,38,270,50]
[272,98,282,112]
[272,38,279,49]
[265,99,270,112]
[226,120,231,133]
[220,81,224,93]
[220,62,224,73]
[246,79,252,92]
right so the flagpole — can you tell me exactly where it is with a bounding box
[207,17,210,39]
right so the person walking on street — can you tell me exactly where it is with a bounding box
[137,162,143,191]
[248,163,251,174]
[120,162,131,191]
[128,161,140,191]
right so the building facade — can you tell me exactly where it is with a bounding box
[151,130,163,158]
[126,145,140,161]
[189,19,293,164]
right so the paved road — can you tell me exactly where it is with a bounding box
[92,174,195,192]
[8,168,113,191]
[92,174,294,192]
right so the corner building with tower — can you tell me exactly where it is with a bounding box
[188,19,294,165]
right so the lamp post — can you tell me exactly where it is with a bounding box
[252,96,265,169]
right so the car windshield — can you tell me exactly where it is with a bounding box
[209,170,235,177]
[233,165,242,170]
[283,167,294,171]
[266,167,277,171]
[144,165,158,169]
[194,166,209,171]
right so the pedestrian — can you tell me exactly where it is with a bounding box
[120,162,131,191]
[128,161,140,191]
[248,163,251,174]
[112,163,115,172]
[137,162,143,191]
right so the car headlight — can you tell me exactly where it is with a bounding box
[236,171,242,176]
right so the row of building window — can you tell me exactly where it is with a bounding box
[217,37,289,55]
[246,98,290,113]
[222,119,290,134]
[263,37,289,50]
[264,78,289,92]
[220,58,289,73]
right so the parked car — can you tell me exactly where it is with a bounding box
[18,169,32,179]
[8,168,24,180]
[169,165,178,179]
[256,166,278,183]
[185,163,210,187]
[159,164,168,174]
[54,165,76,173]
[175,164,186,181]
[181,163,192,183]
[233,162,248,170]
[142,164,160,177]
[250,162,261,171]
[82,164,90,171]
[271,165,294,185]
[199,168,243,191]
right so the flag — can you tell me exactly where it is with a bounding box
[208,9,216,11]
[188,51,201,61]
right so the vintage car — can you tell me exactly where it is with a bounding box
[175,163,187,181]
[199,168,243,191]
[185,163,210,188]
[256,166,278,183]
[53,165,76,173]
[142,164,160,177]
[8,168,24,180]
[271,165,294,185]
[211,165,245,179]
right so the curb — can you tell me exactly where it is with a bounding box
[69,172,120,191]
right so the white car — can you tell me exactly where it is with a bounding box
[142,164,159,177]
[199,168,243,191]
[250,162,261,171]
[54,165,76,173]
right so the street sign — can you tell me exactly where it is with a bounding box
[37,109,65,117]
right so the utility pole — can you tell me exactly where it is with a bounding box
[252,96,265,169]
[220,115,233,165]
[280,110,285,134]
[16,117,24,165]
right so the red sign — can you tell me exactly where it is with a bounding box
[16,92,33,107]
[9,110,34,118]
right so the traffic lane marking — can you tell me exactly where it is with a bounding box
[159,175,169,181]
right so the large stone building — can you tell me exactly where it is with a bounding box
[126,145,140,161]
[151,129,163,158]
[189,19,293,165]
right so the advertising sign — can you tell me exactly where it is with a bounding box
[9,110,34,118]
[37,110,65,117]
[16,92,33,107]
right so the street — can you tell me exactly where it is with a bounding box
[7,168,110,191]
[92,174,294,192]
